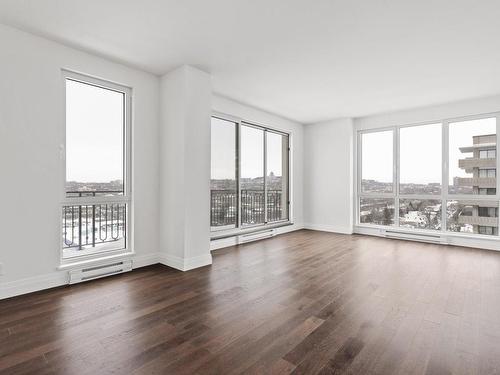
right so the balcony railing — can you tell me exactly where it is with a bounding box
[458,215,498,227]
[63,191,126,250]
[210,189,285,227]
[455,177,496,188]
[458,157,496,170]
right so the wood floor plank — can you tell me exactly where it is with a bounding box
[2,230,500,374]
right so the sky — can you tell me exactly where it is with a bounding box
[362,118,496,185]
[211,118,285,180]
[66,79,124,183]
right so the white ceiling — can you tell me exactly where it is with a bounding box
[1,0,500,123]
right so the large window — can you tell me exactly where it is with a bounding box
[210,118,237,229]
[400,123,441,194]
[210,116,290,233]
[62,71,131,259]
[361,130,393,193]
[357,114,499,238]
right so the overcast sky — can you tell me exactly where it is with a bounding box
[66,79,124,183]
[362,118,496,185]
[211,118,285,180]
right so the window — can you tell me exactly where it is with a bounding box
[448,118,496,195]
[399,199,441,230]
[357,114,499,238]
[266,131,289,222]
[479,188,496,195]
[210,116,290,233]
[241,125,265,225]
[447,201,498,236]
[359,198,394,226]
[479,169,496,178]
[479,149,496,159]
[210,118,237,229]
[400,123,441,194]
[478,207,497,217]
[479,226,494,235]
[62,72,131,259]
[361,130,393,193]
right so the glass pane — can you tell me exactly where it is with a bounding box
[400,124,441,194]
[448,118,496,195]
[66,79,125,197]
[447,200,498,235]
[359,198,395,226]
[361,131,393,193]
[210,118,237,229]
[62,203,127,259]
[241,125,264,225]
[266,132,289,222]
[399,199,441,230]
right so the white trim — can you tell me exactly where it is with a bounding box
[58,251,135,270]
[210,112,292,236]
[354,112,500,241]
[133,253,161,268]
[60,70,133,264]
[303,223,353,235]
[1,252,160,300]
[158,253,212,271]
[0,272,68,300]
[354,225,500,251]
[210,223,304,251]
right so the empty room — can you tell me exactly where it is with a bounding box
[2,1,500,374]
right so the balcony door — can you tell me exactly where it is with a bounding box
[62,71,131,260]
[210,116,290,234]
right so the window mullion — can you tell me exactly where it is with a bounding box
[263,129,268,224]
[237,120,242,229]
[395,127,400,227]
[442,121,449,233]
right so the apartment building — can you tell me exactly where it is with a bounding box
[457,134,499,235]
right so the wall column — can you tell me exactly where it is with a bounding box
[159,65,212,270]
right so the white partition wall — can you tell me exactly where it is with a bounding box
[159,66,213,270]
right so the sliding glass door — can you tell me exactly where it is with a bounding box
[210,117,237,230]
[211,116,290,233]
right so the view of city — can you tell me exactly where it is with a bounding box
[360,124,498,236]
[210,173,286,227]
[63,180,126,258]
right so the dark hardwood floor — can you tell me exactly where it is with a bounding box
[2,230,500,374]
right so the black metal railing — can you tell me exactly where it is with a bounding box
[210,189,284,227]
[63,191,126,250]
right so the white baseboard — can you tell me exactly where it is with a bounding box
[210,223,305,251]
[0,251,161,300]
[132,252,161,268]
[0,271,68,300]
[158,253,213,271]
[303,223,353,235]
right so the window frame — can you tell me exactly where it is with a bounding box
[60,70,133,264]
[211,112,291,238]
[355,112,500,239]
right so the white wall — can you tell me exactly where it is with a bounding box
[354,95,500,131]
[212,95,305,232]
[0,24,160,297]
[159,66,212,270]
[303,118,353,233]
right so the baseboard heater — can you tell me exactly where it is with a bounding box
[238,229,275,244]
[383,229,447,245]
[68,259,133,284]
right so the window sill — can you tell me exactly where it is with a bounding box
[58,250,135,271]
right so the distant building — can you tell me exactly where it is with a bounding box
[457,134,498,235]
